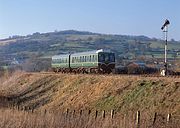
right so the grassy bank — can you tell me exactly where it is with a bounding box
[0,72,179,115]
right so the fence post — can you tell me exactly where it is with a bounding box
[17,105,20,110]
[167,113,171,123]
[136,111,140,128]
[153,112,157,125]
[80,110,83,116]
[23,106,26,112]
[95,110,98,119]
[66,108,69,117]
[102,110,105,118]
[111,110,114,119]
[124,113,126,128]
[44,109,47,114]
[31,108,34,113]
[73,110,76,117]
[88,110,91,115]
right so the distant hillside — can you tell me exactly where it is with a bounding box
[0,30,179,71]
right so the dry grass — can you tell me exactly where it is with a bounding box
[0,72,180,127]
[0,72,180,113]
[0,108,179,128]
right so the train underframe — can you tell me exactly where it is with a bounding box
[52,64,115,74]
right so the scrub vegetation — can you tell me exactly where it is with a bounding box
[0,71,179,127]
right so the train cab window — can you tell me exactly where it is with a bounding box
[105,54,109,62]
[109,54,115,62]
[99,54,105,62]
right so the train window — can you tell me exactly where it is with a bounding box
[94,55,97,61]
[89,55,91,62]
[77,57,79,62]
[72,57,74,63]
[99,54,105,62]
[85,56,87,62]
[87,56,89,62]
[80,56,82,62]
[109,54,115,62]
[105,54,109,61]
[92,55,94,62]
[82,56,84,62]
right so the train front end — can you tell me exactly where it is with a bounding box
[98,51,115,73]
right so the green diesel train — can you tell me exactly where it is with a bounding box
[51,49,115,73]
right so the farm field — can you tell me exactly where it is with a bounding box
[0,71,179,127]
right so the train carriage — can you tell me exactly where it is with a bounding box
[51,54,70,72]
[51,49,115,74]
[70,50,98,73]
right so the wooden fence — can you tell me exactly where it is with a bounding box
[5,104,180,128]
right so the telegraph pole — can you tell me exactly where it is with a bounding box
[161,19,170,76]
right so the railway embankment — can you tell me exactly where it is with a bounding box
[0,72,179,115]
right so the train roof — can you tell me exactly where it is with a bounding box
[52,54,70,59]
[52,49,113,59]
[71,49,112,56]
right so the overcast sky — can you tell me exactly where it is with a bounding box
[0,0,180,40]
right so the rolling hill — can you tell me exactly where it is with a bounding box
[0,30,179,71]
